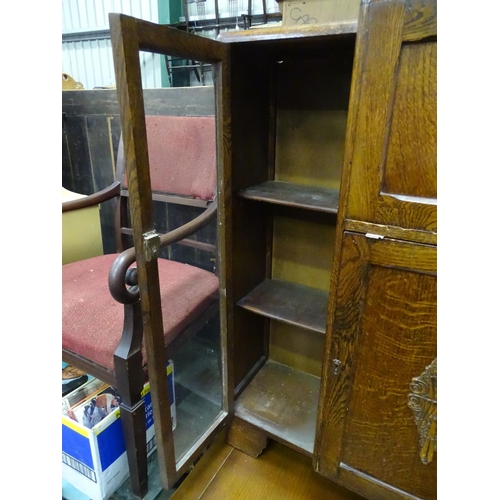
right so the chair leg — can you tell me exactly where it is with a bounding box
[114,301,149,498]
[120,400,148,498]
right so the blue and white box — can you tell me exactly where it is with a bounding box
[62,361,175,500]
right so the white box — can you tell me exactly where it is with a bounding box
[282,0,361,26]
[62,361,175,500]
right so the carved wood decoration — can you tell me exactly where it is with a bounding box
[407,358,437,465]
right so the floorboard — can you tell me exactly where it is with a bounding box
[171,431,365,500]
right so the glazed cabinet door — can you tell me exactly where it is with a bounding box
[110,13,231,492]
[315,232,436,500]
[342,0,437,244]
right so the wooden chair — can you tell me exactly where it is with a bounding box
[62,107,219,497]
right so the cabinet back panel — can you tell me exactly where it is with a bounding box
[275,58,352,111]
[342,265,436,498]
[272,214,335,292]
[269,321,324,377]
[274,58,351,190]
[275,110,347,190]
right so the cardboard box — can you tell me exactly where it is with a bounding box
[281,0,361,26]
[62,361,175,500]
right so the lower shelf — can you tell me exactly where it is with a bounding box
[234,360,320,456]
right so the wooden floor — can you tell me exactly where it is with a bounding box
[170,431,365,500]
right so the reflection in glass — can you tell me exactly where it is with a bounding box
[172,312,223,462]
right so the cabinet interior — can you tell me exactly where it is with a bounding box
[229,34,355,455]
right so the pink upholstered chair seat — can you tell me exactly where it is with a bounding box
[62,253,219,372]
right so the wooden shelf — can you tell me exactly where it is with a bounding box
[234,360,320,456]
[238,181,339,214]
[237,278,328,334]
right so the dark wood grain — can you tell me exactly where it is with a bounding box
[383,42,436,200]
[63,114,94,195]
[213,53,234,417]
[336,464,422,500]
[62,116,74,191]
[62,87,216,116]
[341,0,437,235]
[238,279,329,334]
[227,416,269,458]
[315,233,437,499]
[110,12,178,491]
[86,114,120,251]
[313,4,438,493]
[63,89,121,116]
[344,218,437,245]
[135,16,227,62]
[239,181,339,213]
[314,233,371,473]
[234,360,320,456]
[342,0,405,223]
[340,264,436,498]
[369,237,436,274]
[402,0,437,42]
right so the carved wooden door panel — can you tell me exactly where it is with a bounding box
[314,232,437,500]
[342,0,437,244]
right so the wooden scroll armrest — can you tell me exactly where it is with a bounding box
[62,181,121,213]
[108,200,217,305]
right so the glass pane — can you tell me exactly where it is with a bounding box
[172,311,224,463]
[135,53,225,476]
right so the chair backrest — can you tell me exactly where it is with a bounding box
[121,115,217,202]
[116,114,218,267]
[145,115,216,201]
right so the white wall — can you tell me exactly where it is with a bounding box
[62,0,280,89]
[62,0,158,33]
[62,0,161,89]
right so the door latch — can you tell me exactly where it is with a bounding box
[143,230,161,262]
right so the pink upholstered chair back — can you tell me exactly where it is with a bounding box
[123,115,217,201]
